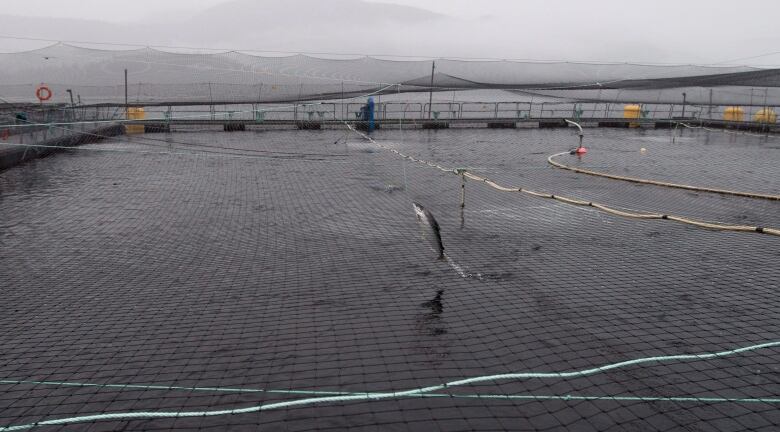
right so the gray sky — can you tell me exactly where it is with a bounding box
[1,0,779,65]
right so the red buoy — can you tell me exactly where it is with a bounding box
[575,146,587,155]
[35,84,52,102]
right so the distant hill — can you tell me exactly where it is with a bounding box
[0,0,444,55]
[2,0,779,64]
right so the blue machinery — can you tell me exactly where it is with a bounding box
[356,97,375,133]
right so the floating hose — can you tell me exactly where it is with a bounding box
[547,152,780,201]
[465,167,780,237]
[344,124,780,238]
[2,340,778,430]
[677,121,780,141]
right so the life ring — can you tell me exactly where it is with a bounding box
[35,85,52,102]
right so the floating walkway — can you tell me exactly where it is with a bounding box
[130,117,780,132]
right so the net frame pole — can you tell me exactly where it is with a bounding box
[124,69,128,120]
[66,89,75,121]
[427,61,435,120]
[460,173,466,208]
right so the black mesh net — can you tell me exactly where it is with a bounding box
[1,48,780,431]
[2,44,780,105]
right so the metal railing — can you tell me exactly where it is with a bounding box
[0,105,124,145]
[1,102,776,131]
[131,101,776,123]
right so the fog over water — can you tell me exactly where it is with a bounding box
[1,0,779,66]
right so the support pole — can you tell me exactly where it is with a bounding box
[427,61,435,120]
[66,89,75,121]
[124,69,128,120]
[764,87,769,110]
[402,160,408,191]
[460,174,466,209]
[457,169,466,229]
[764,87,770,136]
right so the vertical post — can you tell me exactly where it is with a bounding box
[681,92,687,118]
[764,88,769,134]
[367,97,375,133]
[397,84,402,132]
[207,82,214,120]
[764,87,769,113]
[297,83,303,125]
[402,160,408,191]
[459,171,466,229]
[66,89,74,121]
[460,174,466,209]
[341,81,344,121]
[708,88,713,118]
[124,68,128,120]
[427,60,435,120]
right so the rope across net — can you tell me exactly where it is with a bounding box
[1,52,780,430]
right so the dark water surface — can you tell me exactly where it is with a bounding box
[1,127,779,431]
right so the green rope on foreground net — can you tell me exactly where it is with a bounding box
[2,340,779,430]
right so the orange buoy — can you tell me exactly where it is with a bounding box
[35,84,52,102]
[753,108,777,124]
[723,106,744,122]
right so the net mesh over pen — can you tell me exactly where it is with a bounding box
[1,45,780,431]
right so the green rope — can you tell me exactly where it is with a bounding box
[2,379,779,405]
[0,379,351,396]
[2,340,778,431]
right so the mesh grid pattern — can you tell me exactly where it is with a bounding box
[2,44,780,105]
[1,127,780,430]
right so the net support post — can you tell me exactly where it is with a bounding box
[455,168,468,209]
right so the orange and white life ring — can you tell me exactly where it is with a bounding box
[35,84,52,102]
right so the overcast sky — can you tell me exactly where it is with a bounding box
[1,0,778,65]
